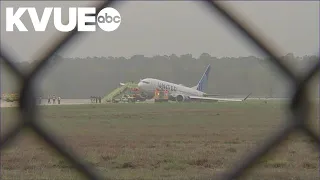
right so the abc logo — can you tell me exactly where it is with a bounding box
[97,7,121,32]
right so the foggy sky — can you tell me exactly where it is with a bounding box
[1,1,319,62]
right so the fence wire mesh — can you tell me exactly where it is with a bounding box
[0,1,319,180]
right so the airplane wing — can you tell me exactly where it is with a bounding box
[189,93,252,102]
[203,94,220,97]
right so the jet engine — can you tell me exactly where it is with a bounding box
[176,95,190,102]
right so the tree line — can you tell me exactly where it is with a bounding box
[1,53,318,99]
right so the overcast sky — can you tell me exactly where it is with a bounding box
[1,1,319,62]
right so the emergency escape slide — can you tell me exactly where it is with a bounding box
[102,82,138,102]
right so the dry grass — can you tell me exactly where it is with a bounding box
[1,101,319,180]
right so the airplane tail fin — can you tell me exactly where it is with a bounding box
[193,64,211,92]
[242,92,252,101]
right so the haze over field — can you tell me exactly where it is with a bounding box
[0,2,319,179]
[1,1,318,98]
[1,55,318,99]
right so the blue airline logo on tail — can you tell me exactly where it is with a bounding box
[197,65,211,92]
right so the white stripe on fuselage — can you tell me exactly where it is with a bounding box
[138,78,204,98]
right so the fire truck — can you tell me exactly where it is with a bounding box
[130,88,147,102]
[120,87,147,103]
[154,89,169,102]
[1,93,19,102]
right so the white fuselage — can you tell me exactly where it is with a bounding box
[138,78,204,99]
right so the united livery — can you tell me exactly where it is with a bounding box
[137,64,251,102]
[157,82,177,91]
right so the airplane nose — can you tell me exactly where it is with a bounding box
[138,82,143,88]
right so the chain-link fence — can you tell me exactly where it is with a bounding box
[0,1,319,180]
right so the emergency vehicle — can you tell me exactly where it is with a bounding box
[154,89,169,102]
[119,88,147,103]
[1,93,19,102]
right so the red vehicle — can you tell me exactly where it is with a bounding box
[128,88,147,102]
[154,88,169,102]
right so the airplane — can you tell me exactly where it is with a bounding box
[137,64,251,102]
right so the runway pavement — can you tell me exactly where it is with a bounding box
[0,99,92,108]
[0,98,158,107]
[0,98,289,108]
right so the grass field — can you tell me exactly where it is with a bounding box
[1,101,319,180]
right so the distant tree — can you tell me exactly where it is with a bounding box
[1,53,316,98]
[199,53,211,59]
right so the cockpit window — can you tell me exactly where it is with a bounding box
[142,81,150,84]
